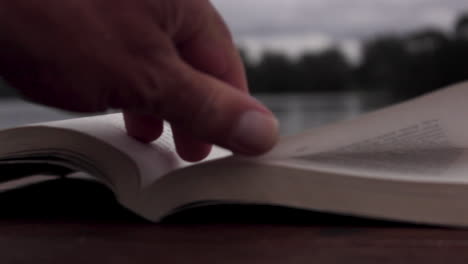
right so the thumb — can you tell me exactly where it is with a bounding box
[142,58,279,155]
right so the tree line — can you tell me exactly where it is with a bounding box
[243,12,468,100]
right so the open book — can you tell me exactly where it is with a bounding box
[2,81,468,226]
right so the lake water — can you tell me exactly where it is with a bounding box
[0,92,393,135]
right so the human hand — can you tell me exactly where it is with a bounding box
[0,0,279,161]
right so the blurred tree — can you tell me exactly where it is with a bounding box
[455,12,468,40]
[357,36,411,96]
[238,48,257,89]
[402,29,450,98]
[445,12,468,87]
[240,12,468,96]
[250,51,297,93]
[295,49,352,92]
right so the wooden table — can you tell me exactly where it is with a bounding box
[1,179,468,263]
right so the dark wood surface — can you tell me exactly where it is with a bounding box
[1,179,468,263]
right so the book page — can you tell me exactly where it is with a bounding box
[256,81,468,182]
[42,114,231,188]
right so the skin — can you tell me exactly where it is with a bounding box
[0,0,279,162]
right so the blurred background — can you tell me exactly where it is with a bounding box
[0,0,468,135]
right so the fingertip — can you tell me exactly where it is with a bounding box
[171,125,213,162]
[228,110,280,155]
[123,111,164,143]
[179,143,213,163]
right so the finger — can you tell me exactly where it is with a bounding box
[171,122,213,161]
[175,1,248,93]
[171,125,212,162]
[143,57,279,155]
[123,110,164,143]
[172,1,248,159]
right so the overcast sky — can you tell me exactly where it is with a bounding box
[211,0,468,60]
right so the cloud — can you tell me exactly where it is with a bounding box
[238,33,332,59]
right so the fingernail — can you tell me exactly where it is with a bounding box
[230,111,279,154]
